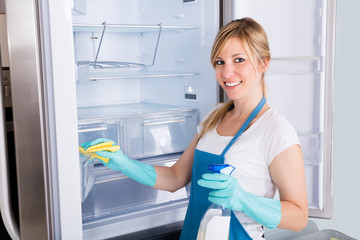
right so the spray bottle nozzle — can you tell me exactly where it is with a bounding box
[208,164,235,175]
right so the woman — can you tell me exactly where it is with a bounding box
[82,18,308,240]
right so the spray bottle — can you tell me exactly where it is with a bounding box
[196,164,236,240]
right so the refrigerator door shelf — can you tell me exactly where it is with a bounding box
[72,0,86,15]
[82,156,189,221]
[305,165,322,210]
[298,133,321,166]
[268,56,324,74]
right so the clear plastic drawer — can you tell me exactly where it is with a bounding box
[121,112,198,159]
[78,121,118,202]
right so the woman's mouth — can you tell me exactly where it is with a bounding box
[225,81,242,87]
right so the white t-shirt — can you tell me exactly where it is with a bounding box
[196,108,300,240]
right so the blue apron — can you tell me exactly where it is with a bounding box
[180,96,266,240]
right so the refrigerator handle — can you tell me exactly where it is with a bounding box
[0,56,20,239]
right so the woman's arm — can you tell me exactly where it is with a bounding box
[269,144,308,231]
[152,134,199,192]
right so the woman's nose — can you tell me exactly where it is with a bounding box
[221,63,235,79]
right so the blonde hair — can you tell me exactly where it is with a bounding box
[199,18,270,140]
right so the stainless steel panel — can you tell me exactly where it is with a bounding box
[0,0,5,14]
[0,45,19,240]
[5,0,53,239]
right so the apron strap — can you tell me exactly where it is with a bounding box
[229,211,253,240]
[220,96,266,157]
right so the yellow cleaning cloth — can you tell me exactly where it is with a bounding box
[79,141,120,164]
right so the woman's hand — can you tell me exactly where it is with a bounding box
[198,173,281,229]
[81,138,157,187]
[198,173,246,211]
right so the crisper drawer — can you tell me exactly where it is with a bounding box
[81,157,189,221]
[121,112,198,159]
[78,121,118,145]
[78,121,118,202]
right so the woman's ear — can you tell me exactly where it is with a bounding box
[259,57,270,73]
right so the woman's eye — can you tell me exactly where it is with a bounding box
[235,58,245,63]
[215,60,224,65]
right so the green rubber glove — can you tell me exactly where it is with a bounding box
[82,138,157,187]
[198,173,281,229]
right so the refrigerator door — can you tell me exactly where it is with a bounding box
[5,0,82,239]
[6,0,220,239]
[231,0,335,218]
[0,19,19,240]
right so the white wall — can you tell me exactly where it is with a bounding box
[311,1,360,239]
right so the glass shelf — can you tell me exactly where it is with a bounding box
[76,63,198,82]
[77,102,195,121]
[73,23,197,33]
[87,71,197,81]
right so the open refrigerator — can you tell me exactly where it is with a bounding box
[0,0,336,239]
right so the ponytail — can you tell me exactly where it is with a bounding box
[198,100,234,140]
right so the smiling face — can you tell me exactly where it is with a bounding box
[214,37,268,102]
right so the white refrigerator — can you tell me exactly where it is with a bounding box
[0,0,335,239]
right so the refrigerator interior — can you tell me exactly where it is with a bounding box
[72,0,219,238]
[233,0,334,218]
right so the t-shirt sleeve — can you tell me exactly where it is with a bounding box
[264,116,300,165]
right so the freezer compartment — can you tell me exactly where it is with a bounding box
[82,156,189,221]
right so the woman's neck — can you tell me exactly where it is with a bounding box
[232,94,265,119]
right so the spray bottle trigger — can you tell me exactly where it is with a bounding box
[208,164,235,175]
